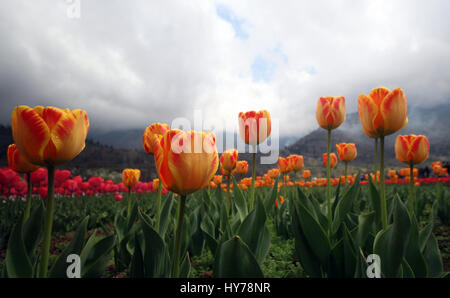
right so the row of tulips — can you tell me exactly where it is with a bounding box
[0,167,168,198]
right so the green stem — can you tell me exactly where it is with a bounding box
[344,162,348,186]
[127,189,132,217]
[409,164,415,216]
[226,176,231,215]
[249,149,257,210]
[155,180,162,233]
[380,136,388,230]
[172,195,187,278]
[326,129,332,235]
[38,165,55,278]
[374,138,378,177]
[23,173,32,224]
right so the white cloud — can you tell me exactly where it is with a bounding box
[0,0,449,138]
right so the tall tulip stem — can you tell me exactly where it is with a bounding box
[39,165,55,278]
[24,173,32,224]
[409,164,415,216]
[326,129,332,234]
[155,181,162,233]
[127,189,132,217]
[344,162,348,186]
[172,195,187,278]
[379,136,388,230]
[250,148,257,210]
[374,138,378,177]
[226,175,231,215]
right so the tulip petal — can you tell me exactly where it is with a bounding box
[11,106,51,165]
[358,94,379,138]
[368,87,390,106]
[381,88,408,136]
[44,109,88,165]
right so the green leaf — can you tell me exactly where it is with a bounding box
[48,216,89,278]
[404,217,427,278]
[373,197,411,277]
[368,175,381,229]
[130,235,144,278]
[23,202,44,259]
[423,233,443,278]
[293,193,331,265]
[179,252,191,278]
[289,198,322,277]
[356,211,375,248]
[332,173,360,234]
[418,223,433,252]
[308,193,328,230]
[159,193,175,239]
[139,209,170,277]
[232,175,248,222]
[5,216,32,278]
[214,236,263,278]
[237,197,269,264]
[80,234,115,278]
[200,215,218,254]
[331,180,341,216]
[263,175,279,213]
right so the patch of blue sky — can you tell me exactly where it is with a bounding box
[216,4,249,39]
[251,56,276,82]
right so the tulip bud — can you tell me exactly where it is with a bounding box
[288,155,304,172]
[238,110,271,145]
[220,149,238,173]
[11,106,89,166]
[322,153,338,168]
[316,96,346,130]
[153,129,219,195]
[358,87,408,138]
[122,169,141,189]
[235,160,249,175]
[302,170,311,179]
[395,135,430,165]
[336,143,357,162]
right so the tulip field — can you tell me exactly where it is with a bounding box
[0,88,449,279]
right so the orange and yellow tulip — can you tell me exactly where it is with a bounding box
[316,96,346,130]
[395,135,430,165]
[358,87,408,138]
[336,143,357,162]
[143,123,170,155]
[152,178,160,192]
[238,110,271,145]
[153,129,219,195]
[122,169,141,189]
[11,105,89,166]
[288,155,304,172]
[268,168,280,179]
[213,175,223,186]
[235,160,249,175]
[7,144,39,173]
[220,149,238,173]
[302,170,311,179]
[278,157,291,173]
[323,153,338,168]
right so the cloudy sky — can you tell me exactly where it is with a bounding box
[1,0,449,137]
